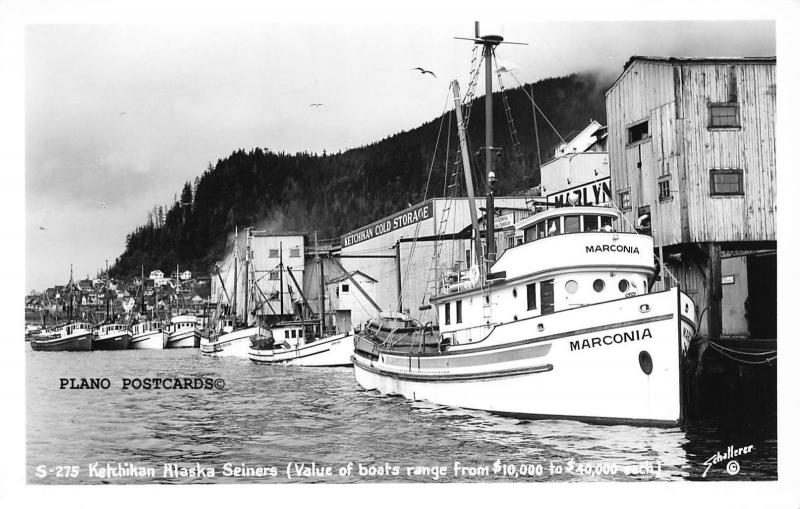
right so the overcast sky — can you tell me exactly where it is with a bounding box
[22,19,776,291]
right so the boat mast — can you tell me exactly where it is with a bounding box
[243,229,250,326]
[452,80,484,279]
[315,232,326,336]
[140,265,145,317]
[233,226,238,322]
[176,263,180,316]
[105,259,110,321]
[279,241,284,316]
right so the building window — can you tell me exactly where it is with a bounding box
[708,102,740,128]
[290,247,300,258]
[444,302,451,325]
[710,169,744,196]
[627,119,649,144]
[268,270,279,280]
[658,177,672,202]
[268,249,279,258]
[526,283,537,310]
[341,284,350,293]
[618,190,631,211]
[456,300,462,324]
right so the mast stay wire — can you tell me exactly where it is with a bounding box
[399,84,456,311]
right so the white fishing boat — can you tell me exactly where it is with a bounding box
[130,320,168,349]
[351,26,696,426]
[249,322,354,366]
[166,315,201,348]
[200,228,266,357]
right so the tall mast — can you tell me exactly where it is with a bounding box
[243,230,250,326]
[233,226,238,321]
[456,22,526,269]
[279,241,284,316]
[175,263,180,315]
[140,265,145,316]
[452,80,484,279]
[105,259,110,321]
[316,232,325,336]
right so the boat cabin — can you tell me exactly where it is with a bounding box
[132,321,163,336]
[63,322,93,337]
[271,321,309,348]
[434,205,656,344]
[170,315,199,331]
[98,324,128,336]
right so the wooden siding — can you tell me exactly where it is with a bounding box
[606,59,776,246]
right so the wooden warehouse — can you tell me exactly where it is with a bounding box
[605,56,776,341]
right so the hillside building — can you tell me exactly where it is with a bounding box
[605,56,776,340]
[540,120,612,207]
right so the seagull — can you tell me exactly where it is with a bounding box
[309,103,324,107]
[411,67,436,78]
[39,226,46,231]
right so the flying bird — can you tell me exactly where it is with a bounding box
[309,103,324,107]
[411,67,436,78]
[39,226,46,230]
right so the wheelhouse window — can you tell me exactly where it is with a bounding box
[708,102,740,128]
[526,283,537,310]
[564,215,581,234]
[456,300,462,324]
[584,215,600,232]
[710,169,744,196]
[627,119,650,144]
[444,302,451,325]
[600,215,613,231]
[547,218,561,236]
[341,284,350,293]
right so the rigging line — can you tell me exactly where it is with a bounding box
[703,337,777,357]
[530,84,543,171]
[703,340,777,365]
[400,85,453,297]
[507,70,567,145]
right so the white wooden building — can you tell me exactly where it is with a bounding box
[606,56,776,340]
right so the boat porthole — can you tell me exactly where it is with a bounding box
[593,279,605,292]
[685,303,689,313]
[618,279,630,292]
[513,315,518,321]
[566,280,578,294]
[639,351,653,375]
[537,323,544,332]
[512,288,517,298]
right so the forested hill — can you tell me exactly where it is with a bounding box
[110,72,609,279]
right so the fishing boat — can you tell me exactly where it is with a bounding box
[249,323,354,366]
[200,228,266,357]
[248,235,355,366]
[130,320,168,349]
[93,323,131,350]
[351,26,696,426]
[30,322,93,352]
[166,315,201,348]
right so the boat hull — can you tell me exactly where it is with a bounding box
[200,326,261,357]
[93,332,131,351]
[30,333,93,352]
[166,329,199,349]
[130,330,168,349]
[353,288,695,426]
[249,332,354,367]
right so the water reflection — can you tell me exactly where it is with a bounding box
[27,347,776,484]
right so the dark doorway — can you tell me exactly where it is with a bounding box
[746,253,777,338]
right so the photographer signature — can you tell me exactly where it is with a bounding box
[702,444,754,477]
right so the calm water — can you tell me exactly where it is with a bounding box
[26,347,777,484]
